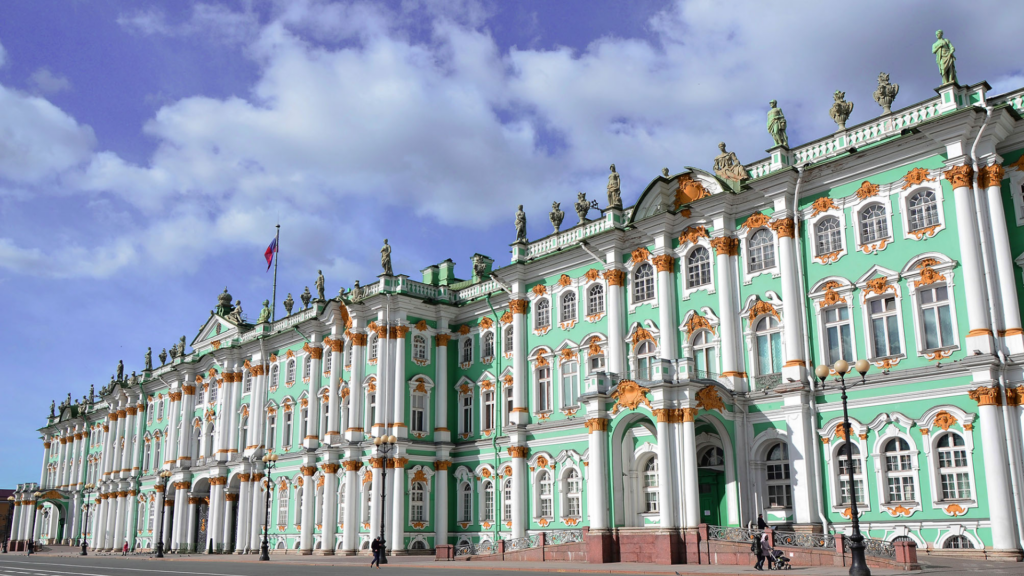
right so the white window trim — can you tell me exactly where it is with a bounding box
[809,278,857,365]
[855,269,907,366]
[408,376,433,438]
[916,406,978,510]
[477,324,497,364]
[674,240,716,301]
[363,376,378,432]
[898,181,946,241]
[411,332,433,367]
[478,478,496,523]
[556,347,581,409]
[741,226,781,285]
[806,210,849,265]
[530,294,553,336]
[679,308,721,373]
[740,293,786,380]
[533,468,555,521]
[456,480,474,524]
[871,426,923,514]
[558,465,583,522]
[477,372,497,436]
[557,288,580,330]
[455,378,475,438]
[851,198,895,255]
[581,275,607,323]
[826,439,871,512]
[902,256,961,359]
[407,465,434,524]
[458,335,474,369]
[625,323,661,382]
[626,258,659,314]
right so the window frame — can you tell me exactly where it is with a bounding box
[534,297,552,332]
[746,228,777,276]
[764,442,793,511]
[853,201,893,251]
[832,441,869,510]
[897,183,946,241]
[559,290,578,327]
[874,433,920,507]
[631,262,656,305]
[902,257,960,358]
[586,282,606,319]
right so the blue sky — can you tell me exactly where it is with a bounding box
[1,0,1022,487]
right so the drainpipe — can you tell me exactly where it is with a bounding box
[485,294,504,543]
[789,165,831,532]
[970,106,1024,551]
[579,240,607,269]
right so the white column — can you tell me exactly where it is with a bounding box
[774,218,806,382]
[101,414,116,479]
[433,458,449,549]
[56,437,68,488]
[38,438,51,487]
[325,337,344,445]
[712,237,744,391]
[971,387,1017,550]
[164,388,181,467]
[178,385,197,467]
[655,418,676,528]
[946,166,994,352]
[786,401,820,526]
[234,476,251,553]
[393,327,408,438]
[586,418,610,529]
[510,446,527,538]
[130,404,145,475]
[185,497,198,550]
[304,343,323,450]
[120,408,136,477]
[434,333,450,441]
[221,494,236,551]
[605,269,625,377]
[654,255,678,362]
[208,477,226,550]
[247,365,265,451]
[299,465,316,553]
[153,486,166,551]
[342,459,361,553]
[982,165,1024,353]
[390,458,406,552]
[171,482,189,551]
[321,463,339,554]
[369,460,383,543]
[112,493,127,551]
[681,409,700,528]
[346,336,367,442]
[93,496,107,549]
[375,325,389,438]
[11,502,22,541]
[113,409,128,477]
[249,472,266,551]
[510,298,529,425]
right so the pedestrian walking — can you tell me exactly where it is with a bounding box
[122,541,129,556]
[370,537,382,568]
[755,533,771,570]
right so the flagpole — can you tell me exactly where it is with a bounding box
[271,224,280,322]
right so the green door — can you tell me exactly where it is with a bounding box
[697,469,724,526]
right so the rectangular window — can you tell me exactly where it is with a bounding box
[461,491,472,522]
[267,416,277,450]
[537,367,553,412]
[941,473,971,500]
[767,484,792,508]
[367,393,376,429]
[756,332,783,375]
[920,286,955,350]
[283,412,293,446]
[824,307,854,364]
[869,296,902,358]
[589,354,605,374]
[484,489,495,521]
[299,409,308,442]
[411,395,425,433]
[483,391,495,431]
[887,476,915,502]
[461,396,473,434]
[839,479,866,505]
[411,491,424,522]
[561,362,579,407]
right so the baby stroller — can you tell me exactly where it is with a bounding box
[769,549,791,570]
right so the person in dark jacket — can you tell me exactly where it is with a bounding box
[370,537,382,568]
[757,514,768,530]
[755,533,771,570]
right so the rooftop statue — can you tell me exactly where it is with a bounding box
[575,192,597,224]
[662,168,670,177]
[159,348,167,366]
[116,360,124,381]
[301,286,312,309]
[89,384,94,402]
[257,299,271,324]
[215,287,234,316]
[351,280,362,300]
[607,164,622,209]
[515,205,527,243]
[50,400,55,418]
[179,335,187,356]
[283,293,294,315]
[381,239,393,276]
[550,201,564,233]
[224,300,244,324]
[713,142,750,182]
[873,72,900,115]
[932,30,957,85]
[767,100,789,148]
[144,347,152,371]
[472,255,487,279]
[315,270,326,301]
[829,90,854,131]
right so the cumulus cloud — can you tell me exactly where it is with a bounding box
[28,68,71,94]
[3,0,1024,281]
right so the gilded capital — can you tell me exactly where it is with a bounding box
[968,385,1002,406]
[681,408,699,422]
[584,418,609,433]
[369,457,385,469]
[300,465,317,476]
[510,299,529,314]
[710,236,739,256]
[351,333,368,346]
[125,407,138,416]
[943,165,973,189]
[391,457,409,468]
[396,326,410,338]
[238,473,251,482]
[1006,385,1024,407]
[321,463,341,474]
[181,385,196,396]
[604,269,625,286]
[324,337,344,352]
[769,217,796,239]
[651,254,675,273]
[209,476,228,486]
[434,460,453,471]
[154,484,165,493]
[507,445,529,458]
[435,334,451,347]
[978,164,1005,188]
[342,460,364,472]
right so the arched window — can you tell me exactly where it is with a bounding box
[243,371,252,393]
[303,356,312,379]
[692,330,717,375]
[566,469,581,517]
[410,482,426,522]
[266,413,277,450]
[561,292,577,322]
[538,471,553,518]
[158,399,165,420]
[815,217,842,256]
[561,360,579,407]
[411,540,426,550]
[482,332,495,360]
[699,447,724,468]
[283,409,293,446]
[369,335,378,361]
[143,442,151,472]
[687,247,712,287]
[936,432,971,500]
[860,204,888,243]
[147,499,155,532]
[837,443,866,506]
[907,190,939,233]
[502,479,513,521]
[483,481,495,521]
[460,483,473,522]
[636,340,656,380]
[643,458,659,513]
[535,299,551,329]
[460,394,472,434]
[294,486,303,526]
[286,359,296,382]
[766,443,792,509]
[748,229,775,272]
[270,364,279,386]
[461,338,473,364]
[755,316,783,376]
[152,438,161,471]
[482,390,495,431]
[942,535,974,549]
[209,382,218,404]
[277,487,289,526]
[633,263,655,302]
[412,336,427,362]
[324,350,332,373]
[239,415,248,453]
[587,284,605,315]
[537,365,553,412]
[504,326,513,353]
[883,437,916,502]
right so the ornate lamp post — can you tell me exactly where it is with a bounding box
[815,359,871,576]
[80,484,95,555]
[3,496,13,553]
[374,435,397,565]
[258,454,279,562]
[27,491,41,555]
[154,472,172,558]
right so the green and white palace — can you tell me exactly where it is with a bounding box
[14,76,1024,562]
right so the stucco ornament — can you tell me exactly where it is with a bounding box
[257,300,271,324]
[932,410,958,431]
[610,380,652,415]
[607,164,622,209]
[515,205,527,243]
[829,90,854,130]
[766,100,788,148]
[713,142,749,182]
[932,30,957,85]
[574,192,597,223]
[381,239,393,276]
[873,73,899,114]
[695,385,724,413]
[300,286,312,309]
[675,174,710,208]
[549,201,565,233]
[315,270,325,301]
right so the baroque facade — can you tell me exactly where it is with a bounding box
[13,78,1024,561]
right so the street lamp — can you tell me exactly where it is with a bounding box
[154,473,172,558]
[258,453,279,562]
[27,491,42,556]
[80,484,95,556]
[3,496,13,553]
[815,359,871,576]
[374,435,398,565]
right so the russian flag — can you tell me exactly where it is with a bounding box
[265,236,278,271]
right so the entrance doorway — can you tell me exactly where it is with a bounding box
[697,446,727,526]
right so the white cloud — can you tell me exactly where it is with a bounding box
[29,68,72,94]
[117,4,260,45]
[0,38,6,68]
[0,84,95,184]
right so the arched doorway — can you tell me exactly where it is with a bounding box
[609,411,660,528]
[696,446,726,526]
